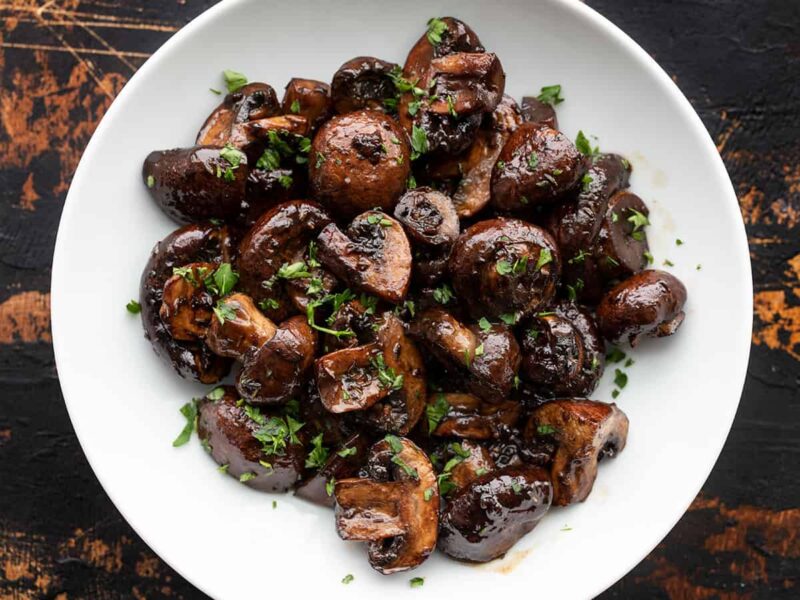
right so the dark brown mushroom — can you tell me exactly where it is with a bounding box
[309,111,411,219]
[402,17,485,86]
[520,301,605,397]
[412,247,452,287]
[449,218,561,319]
[197,386,306,492]
[159,262,216,342]
[205,292,277,359]
[596,270,688,346]
[424,392,520,439]
[316,342,389,413]
[437,465,552,562]
[140,223,233,383]
[295,432,371,507]
[197,83,281,146]
[237,315,318,405]
[393,187,460,248]
[334,436,438,573]
[426,52,505,116]
[491,123,587,212]
[316,211,412,303]
[142,146,248,224]
[593,191,650,281]
[437,440,496,492]
[230,114,310,149]
[520,96,558,130]
[525,399,629,505]
[281,78,333,132]
[330,56,400,114]
[409,308,521,401]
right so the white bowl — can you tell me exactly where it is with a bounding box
[51,0,752,598]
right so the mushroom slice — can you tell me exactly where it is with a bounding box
[237,200,332,314]
[596,270,688,346]
[525,399,629,505]
[309,111,411,219]
[142,146,248,224]
[449,218,561,319]
[521,302,604,397]
[491,123,588,212]
[237,315,318,406]
[317,211,412,303]
[196,82,281,146]
[231,114,310,148]
[295,432,371,507]
[425,392,520,439]
[316,342,390,413]
[409,308,521,401]
[159,262,216,342]
[196,386,305,493]
[438,465,552,562]
[594,191,650,281]
[520,96,558,130]
[205,292,277,359]
[451,95,522,218]
[281,78,333,132]
[427,52,505,116]
[140,223,234,383]
[393,187,460,248]
[402,17,485,86]
[330,56,400,114]
[437,440,496,492]
[334,436,438,574]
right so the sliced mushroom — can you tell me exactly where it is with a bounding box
[281,78,333,132]
[159,262,216,342]
[409,308,521,401]
[142,146,248,224]
[197,83,281,146]
[520,96,558,130]
[334,436,438,573]
[491,123,587,212]
[316,342,389,413]
[309,111,411,219]
[205,292,277,359]
[425,392,520,439]
[295,432,371,507]
[525,399,629,505]
[520,301,605,397]
[317,211,412,303]
[594,191,650,281]
[230,114,310,149]
[437,440,496,491]
[393,187,459,248]
[403,17,485,86]
[330,56,399,114]
[140,223,233,383]
[438,465,552,562]
[426,52,505,116]
[596,270,688,346]
[237,315,318,405]
[322,297,379,351]
[237,200,332,317]
[449,218,561,319]
[197,386,306,492]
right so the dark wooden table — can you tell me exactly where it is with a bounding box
[1,1,797,598]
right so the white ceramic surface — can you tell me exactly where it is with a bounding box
[51,1,752,598]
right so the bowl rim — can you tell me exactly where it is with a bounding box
[51,0,753,597]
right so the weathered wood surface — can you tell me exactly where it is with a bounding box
[0,1,797,598]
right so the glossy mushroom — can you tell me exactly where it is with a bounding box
[525,399,629,505]
[520,96,558,130]
[159,262,216,342]
[425,392,520,439]
[334,436,438,573]
[593,191,650,282]
[281,78,333,132]
[197,82,281,146]
[295,432,371,507]
[330,56,399,114]
[596,270,687,346]
[426,52,505,117]
[449,218,561,319]
[205,292,277,359]
[393,187,460,248]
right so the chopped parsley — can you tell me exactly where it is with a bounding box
[290,99,301,114]
[326,478,336,497]
[627,208,650,232]
[223,69,247,93]
[146,175,155,188]
[569,249,590,264]
[535,248,553,271]
[432,283,455,304]
[277,261,312,280]
[537,84,564,106]
[384,435,418,479]
[337,446,357,458]
[410,577,425,588]
[126,300,141,314]
[372,353,404,391]
[606,347,626,363]
[478,317,492,332]
[575,130,600,158]
[239,472,256,483]
[676,238,684,246]
[498,312,518,325]
[213,300,237,324]
[643,251,654,265]
[528,152,539,170]
[426,393,450,432]
[474,343,485,357]
[204,263,238,297]
[537,424,557,435]
[251,413,304,456]
[172,400,198,447]
[342,574,354,585]
[305,432,330,469]
[258,298,280,311]
[367,213,393,227]
[426,17,448,45]
[206,387,225,401]
[663,259,675,267]
[614,368,628,389]
[410,124,429,160]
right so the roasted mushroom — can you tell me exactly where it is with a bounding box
[197,83,281,146]
[309,111,411,219]
[330,57,399,114]
[436,440,496,492]
[409,308,521,401]
[140,223,233,383]
[424,392,520,439]
[295,432,371,507]
[334,436,438,573]
[520,95,558,130]
[205,292,277,359]
[317,211,412,303]
[449,218,561,319]
[438,465,552,562]
[393,187,460,248]
[593,191,650,281]
[197,386,306,492]
[596,270,687,346]
[525,399,629,505]
[237,315,318,405]
[491,123,587,212]
[316,342,389,413]
[403,17,485,85]
[159,262,216,342]
[426,52,505,117]
[281,78,333,132]
[520,301,605,397]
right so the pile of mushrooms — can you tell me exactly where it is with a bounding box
[136,16,688,574]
